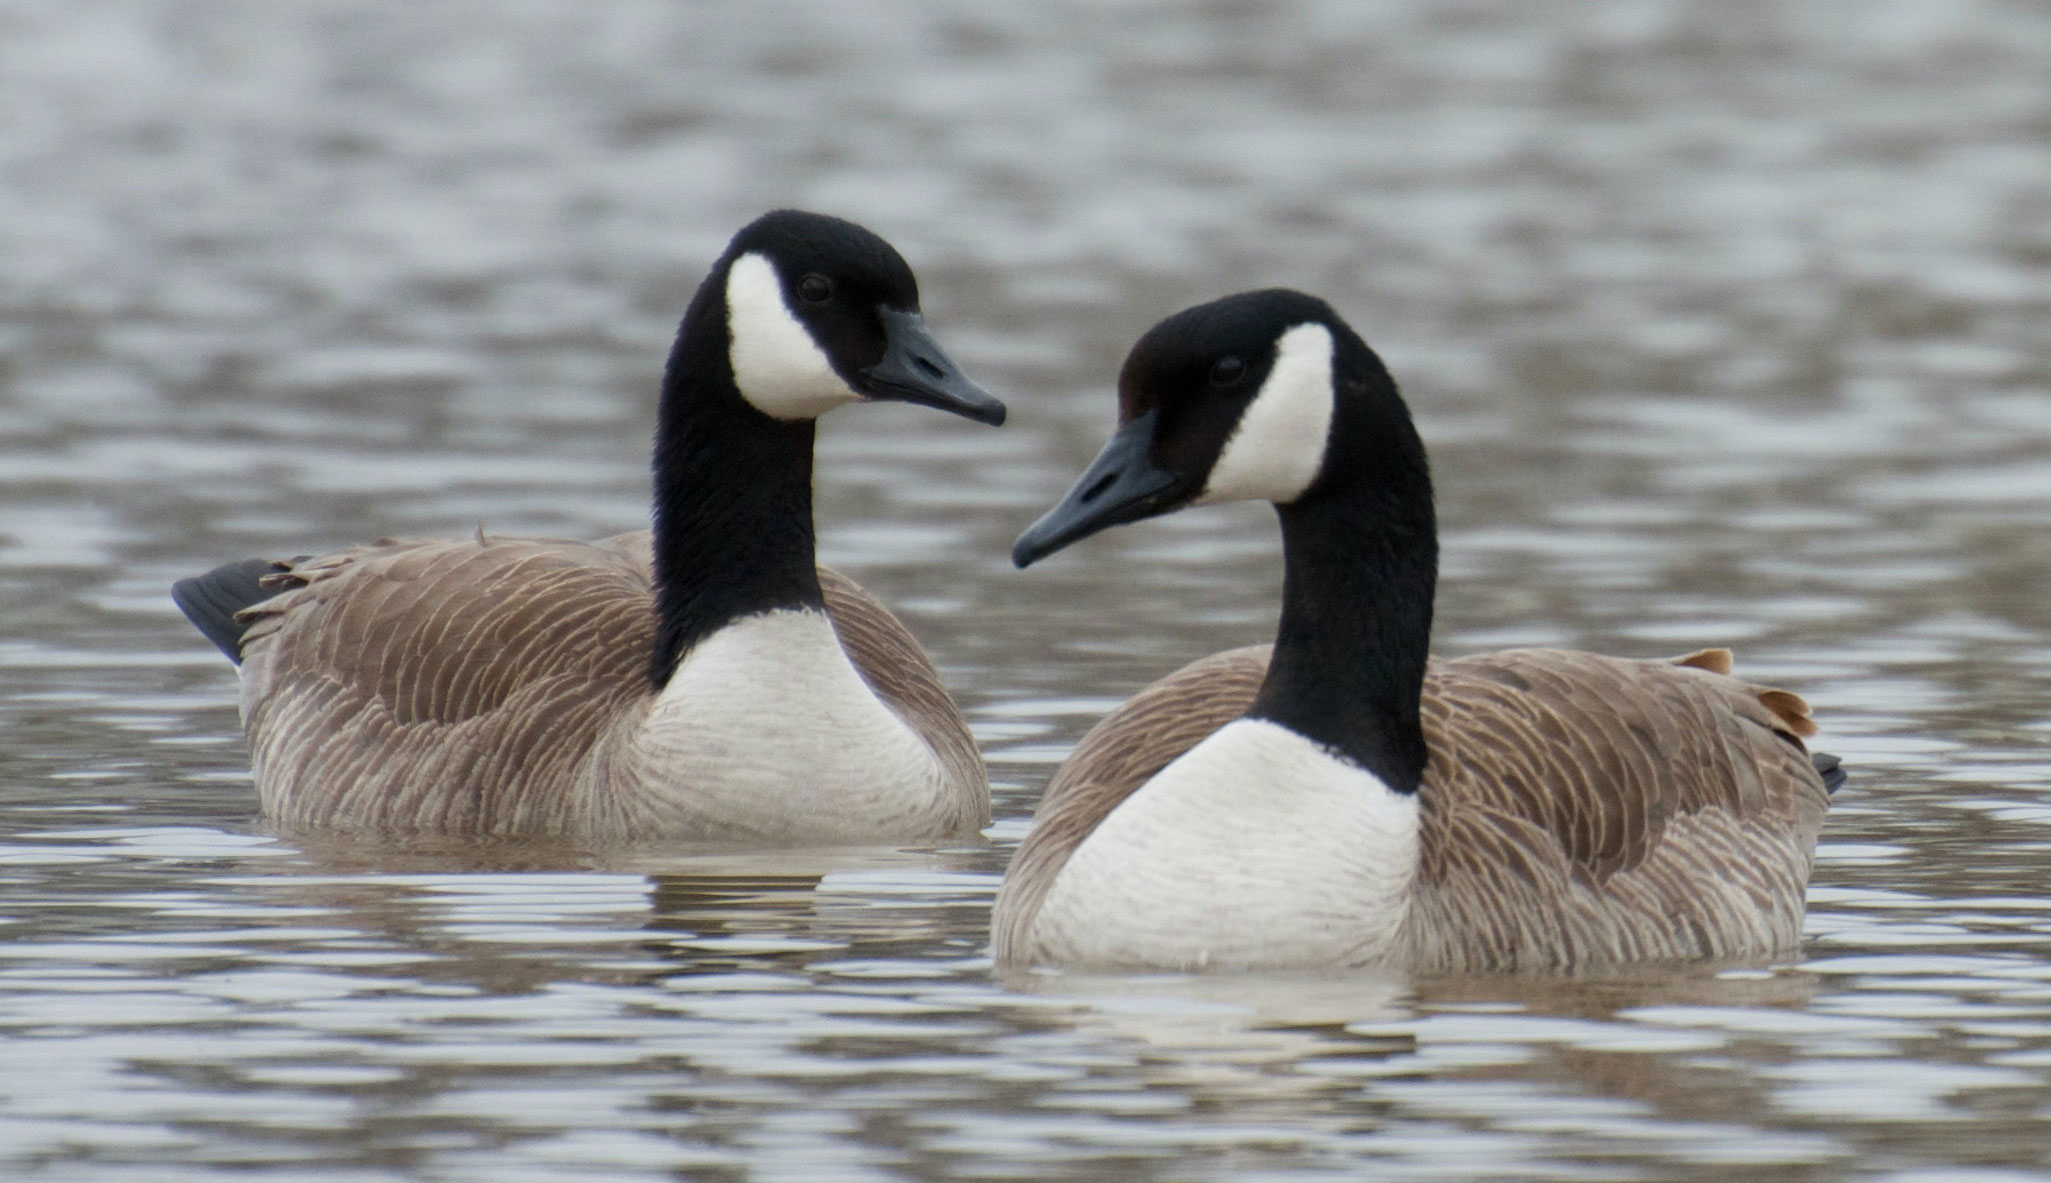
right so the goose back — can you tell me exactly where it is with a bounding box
[236,531,985,837]
[993,645,1829,970]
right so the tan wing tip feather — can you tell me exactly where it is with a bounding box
[1672,647,1819,738]
[1757,688,1818,738]
[1672,647,1733,676]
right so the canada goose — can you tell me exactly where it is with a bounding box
[175,209,1003,842]
[993,289,1840,972]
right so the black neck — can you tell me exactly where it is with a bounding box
[648,282,825,688]
[1244,390,1437,793]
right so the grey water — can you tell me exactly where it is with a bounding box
[5,0,2051,1178]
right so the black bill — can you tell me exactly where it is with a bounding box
[1012,411,1187,567]
[858,307,1007,426]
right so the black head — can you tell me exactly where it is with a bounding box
[711,209,1005,425]
[1014,289,1401,567]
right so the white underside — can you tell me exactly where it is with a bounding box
[1029,718,1421,970]
[619,609,955,840]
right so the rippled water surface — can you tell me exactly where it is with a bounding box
[6,1,2051,1178]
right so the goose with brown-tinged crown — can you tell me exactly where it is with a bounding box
[994,289,1841,972]
[174,210,1002,842]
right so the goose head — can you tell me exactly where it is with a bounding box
[1015,289,1407,566]
[710,209,1006,426]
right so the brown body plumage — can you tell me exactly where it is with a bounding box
[993,643,1828,970]
[234,532,987,838]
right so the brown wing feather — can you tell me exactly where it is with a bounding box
[237,536,658,831]
[1409,649,1828,969]
[994,645,1829,969]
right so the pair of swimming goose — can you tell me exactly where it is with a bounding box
[175,210,1839,973]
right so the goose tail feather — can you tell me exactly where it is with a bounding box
[172,558,296,664]
[1811,751,1847,795]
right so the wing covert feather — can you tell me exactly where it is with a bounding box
[236,536,658,830]
[1410,648,1829,969]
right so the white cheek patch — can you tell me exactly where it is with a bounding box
[1198,322,1336,505]
[725,253,862,420]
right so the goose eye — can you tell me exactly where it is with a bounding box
[796,273,834,306]
[1209,355,1246,388]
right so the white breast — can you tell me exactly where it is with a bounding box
[615,609,954,840]
[1029,718,1421,970]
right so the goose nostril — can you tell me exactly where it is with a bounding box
[912,356,945,380]
[1080,472,1118,504]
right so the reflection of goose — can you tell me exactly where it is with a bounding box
[644,847,989,972]
[996,290,1840,972]
[999,969,1413,1115]
[174,211,1001,843]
